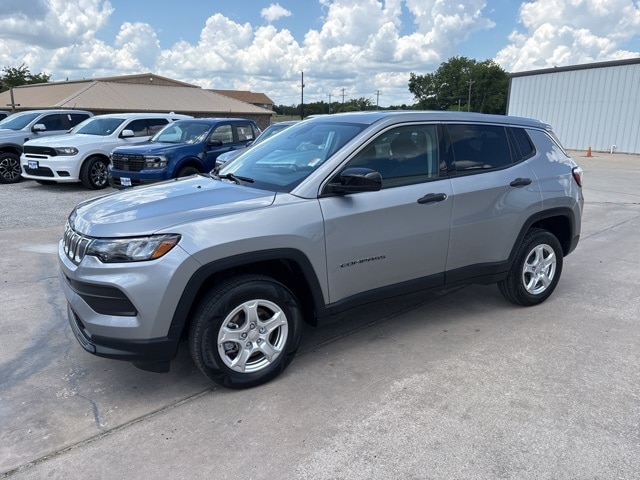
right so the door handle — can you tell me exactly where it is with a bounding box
[417,193,447,204]
[509,177,532,187]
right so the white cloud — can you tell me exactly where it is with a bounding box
[261,3,292,22]
[496,0,640,72]
[8,0,604,106]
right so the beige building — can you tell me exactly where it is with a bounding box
[0,73,274,130]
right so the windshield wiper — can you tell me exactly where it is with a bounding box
[213,172,254,184]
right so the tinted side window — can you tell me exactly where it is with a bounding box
[210,125,234,144]
[39,114,65,131]
[508,127,535,162]
[68,114,91,128]
[235,124,257,142]
[346,125,439,188]
[448,124,512,172]
[146,118,169,135]
[126,118,169,137]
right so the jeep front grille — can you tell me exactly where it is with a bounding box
[63,223,93,264]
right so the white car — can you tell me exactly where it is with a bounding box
[21,112,191,189]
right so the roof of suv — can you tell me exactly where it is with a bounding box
[304,110,550,130]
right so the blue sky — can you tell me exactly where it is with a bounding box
[2,1,639,106]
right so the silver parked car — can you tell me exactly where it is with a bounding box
[59,111,584,388]
[214,120,299,168]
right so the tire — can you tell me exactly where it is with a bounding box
[0,152,22,184]
[80,156,109,189]
[189,274,302,389]
[177,165,200,177]
[498,228,563,306]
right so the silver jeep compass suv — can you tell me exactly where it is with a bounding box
[59,111,584,389]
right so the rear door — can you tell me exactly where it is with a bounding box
[320,123,453,305]
[443,123,542,280]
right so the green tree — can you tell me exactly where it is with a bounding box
[408,56,508,114]
[1,64,51,91]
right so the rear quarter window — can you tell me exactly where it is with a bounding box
[508,127,536,162]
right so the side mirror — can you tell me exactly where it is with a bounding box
[326,167,382,194]
[32,123,46,132]
[208,139,223,147]
[120,129,135,138]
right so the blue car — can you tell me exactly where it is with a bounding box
[108,118,260,188]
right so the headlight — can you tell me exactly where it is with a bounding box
[55,147,79,156]
[86,234,181,263]
[144,155,167,169]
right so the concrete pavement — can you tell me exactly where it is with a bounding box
[1,150,639,479]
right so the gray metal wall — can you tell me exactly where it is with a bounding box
[507,60,640,154]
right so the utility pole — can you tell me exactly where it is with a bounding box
[375,90,381,110]
[327,93,332,114]
[300,72,305,119]
[467,79,475,112]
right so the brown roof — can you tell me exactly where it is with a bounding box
[0,74,273,116]
[210,89,274,106]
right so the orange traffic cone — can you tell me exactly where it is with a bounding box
[586,147,592,157]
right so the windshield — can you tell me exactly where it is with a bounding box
[218,120,367,192]
[151,121,210,144]
[0,112,40,130]
[72,117,125,136]
[253,122,295,145]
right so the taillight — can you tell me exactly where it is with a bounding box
[572,166,583,187]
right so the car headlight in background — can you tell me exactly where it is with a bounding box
[54,147,79,155]
[144,155,168,169]
[86,234,181,263]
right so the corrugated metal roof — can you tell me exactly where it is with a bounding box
[0,79,272,115]
[211,89,274,106]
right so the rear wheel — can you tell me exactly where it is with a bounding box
[189,274,302,389]
[80,156,109,189]
[498,228,563,306]
[0,152,22,184]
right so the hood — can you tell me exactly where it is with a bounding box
[0,129,26,141]
[71,175,276,237]
[112,141,190,156]
[25,133,110,147]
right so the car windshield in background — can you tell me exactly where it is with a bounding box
[219,120,367,192]
[0,112,41,130]
[73,117,125,136]
[151,121,210,144]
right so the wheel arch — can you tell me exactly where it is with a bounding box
[0,143,23,156]
[81,152,110,168]
[173,156,204,176]
[169,248,327,341]
[511,207,577,263]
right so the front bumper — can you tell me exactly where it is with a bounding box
[21,155,82,182]
[66,303,179,369]
[58,237,200,367]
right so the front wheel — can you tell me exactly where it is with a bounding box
[189,274,302,389]
[498,228,563,306]
[80,156,109,189]
[0,152,22,184]
[177,165,200,177]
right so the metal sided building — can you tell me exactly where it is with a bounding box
[507,58,640,154]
